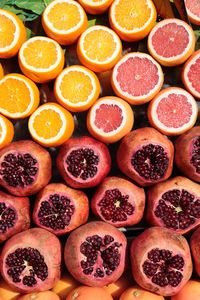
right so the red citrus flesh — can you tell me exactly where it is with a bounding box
[185,0,200,25]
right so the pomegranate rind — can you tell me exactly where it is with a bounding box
[0,228,61,293]
[116,127,174,186]
[64,221,127,287]
[33,183,89,235]
[130,226,193,296]
[91,176,145,227]
[190,227,200,277]
[146,176,200,234]
[0,140,52,196]
[56,136,111,188]
[175,126,200,183]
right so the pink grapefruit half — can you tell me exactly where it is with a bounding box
[185,0,200,25]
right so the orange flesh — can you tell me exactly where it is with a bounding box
[0,124,2,139]
[0,14,16,48]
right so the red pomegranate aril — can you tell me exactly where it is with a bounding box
[190,227,200,276]
[91,176,145,227]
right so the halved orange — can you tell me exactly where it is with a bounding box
[0,73,40,119]
[28,102,74,147]
[42,0,88,45]
[87,96,134,143]
[78,0,114,15]
[0,9,26,58]
[148,18,196,67]
[18,36,65,83]
[54,65,101,112]
[77,25,122,73]
[0,114,14,149]
[185,0,200,25]
[0,64,3,79]
[109,0,157,42]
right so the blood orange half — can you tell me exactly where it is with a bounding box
[182,49,200,100]
[87,96,134,143]
[148,18,195,67]
[111,52,164,105]
[185,0,200,25]
[148,87,198,136]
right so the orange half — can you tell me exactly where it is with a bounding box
[78,0,114,15]
[0,63,3,79]
[0,114,14,149]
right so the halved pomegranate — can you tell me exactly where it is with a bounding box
[0,190,30,243]
[56,136,111,188]
[33,183,89,235]
[190,227,200,277]
[146,176,200,234]
[116,128,174,186]
[64,221,127,287]
[91,176,145,227]
[175,126,200,182]
[0,228,61,293]
[130,227,193,296]
[0,140,52,196]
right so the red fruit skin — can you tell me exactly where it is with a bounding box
[0,140,52,196]
[64,221,127,287]
[91,176,145,227]
[56,136,111,188]
[146,176,200,234]
[116,127,174,186]
[175,126,200,183]
[130,227,193,296]
[0,190,30,243]
[33,183,89,235]
[190,227,200,277]
[0,228,61,293]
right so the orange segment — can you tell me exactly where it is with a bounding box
[28,102,74,147]
[18,36,65,83]
[0,63,4,79]
[109,0,157,42]
[77,0,114,15]
[77,25,122,72]
[0,114,14,149]
[42,0,88,45]
[0,73,40,119]
[54,65,101,112]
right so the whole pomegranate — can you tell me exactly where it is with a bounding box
[0,228,61,293]
[0,140,52,196]
[130,227,192,296]
[91,176,145,227]
[33,183,89,235]
[146,176,200,234]
[56,136,111,188]
[117,127,174,186]
[0,190,30,243]
[190,227,200,277]
[64,221,127,287]
[175,126,200,182]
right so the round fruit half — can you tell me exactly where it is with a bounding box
[185,0,200,25]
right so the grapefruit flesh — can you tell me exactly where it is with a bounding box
[188,58,200,94]
[185,0,200,25]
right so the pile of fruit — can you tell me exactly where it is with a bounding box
[0,0,200,299]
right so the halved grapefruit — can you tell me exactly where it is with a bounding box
[185,0,200,25]
[87,96,134,143]
[148,87,198,136]
[182,49,200,100]
[111,52,164,105]
[148,18,196,67]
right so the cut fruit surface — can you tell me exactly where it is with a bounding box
[109,0,157,42]
[0,73,40,119]
[0,64,4,79]
[28,102,74,147]
[77,25,122,72]
[42,0,88,45]
[0,114,14,149]
[78,0,114,14]
[148,18,195,67]
[185,0,200,25]
[87,96,134,143]
[54,65,101,112]
[112,52,164,105]
[182,49,200,100]
[148,87,198,136]
[18,36,64,83]
[0,9,26,58]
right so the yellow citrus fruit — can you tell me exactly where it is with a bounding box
[42,0,88,45]
[18,36,65,83]
[0,278,20,300]
[28,102,74,147]
[77,25,122,72]
[0,63,4,79]
[78,0,114,15]
[0,9,26,58]
[0,114,14,150]
[0,73,40,119]
[54,65,101,112]
[109,0,157,42]
[51,273,79,300]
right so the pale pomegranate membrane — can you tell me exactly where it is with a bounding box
[190,136,200,174]
[143,248,184,287]
[0,202,16,233]
[97,188,134,223]
[80,234,122,278]
[188,57,200,93]
[0,152,38,187]
[131,144,169,181]
[154,189,200,230]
